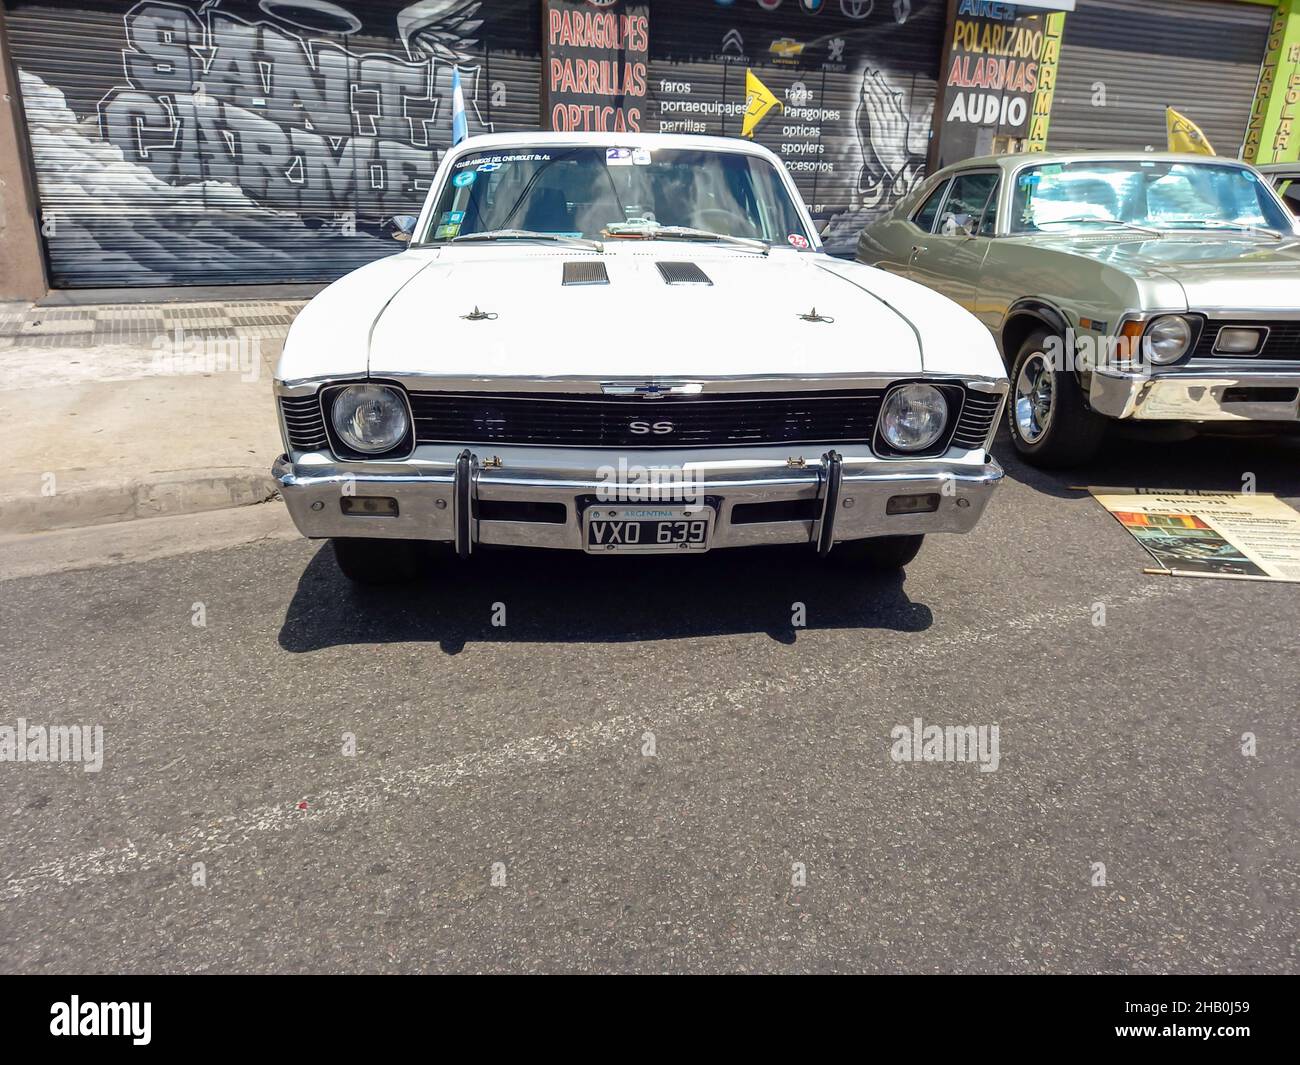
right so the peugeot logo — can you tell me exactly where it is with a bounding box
[629,420,675,435]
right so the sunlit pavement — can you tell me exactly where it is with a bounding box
[1,431,1297,973]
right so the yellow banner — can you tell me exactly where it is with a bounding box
[1166,107,1215,155]
[741,69,781,139]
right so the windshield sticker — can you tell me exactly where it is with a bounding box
[452,170,476,188]
[607,147,634,166]
[439,210,465,226]
[435,222,461,239]
[632,148,652,165]
[787,233,810,249]
[454,152,552,172]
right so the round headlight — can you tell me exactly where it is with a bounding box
[1144,315,1193,365]
[330,384,409,454]
[880,383,949,453]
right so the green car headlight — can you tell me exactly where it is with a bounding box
[1144,315,1194,365]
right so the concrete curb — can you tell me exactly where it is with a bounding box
[0,467,280,535]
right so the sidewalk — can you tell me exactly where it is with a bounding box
[0,297,305,534]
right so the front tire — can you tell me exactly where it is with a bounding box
[829,534,924,571]
[331,538,422,585]
[1007,328,1107,468]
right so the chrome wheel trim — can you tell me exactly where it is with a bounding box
[1014,353,1055,444]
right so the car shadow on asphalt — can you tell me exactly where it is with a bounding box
[994,427,1300,502]
[277,541,933,654]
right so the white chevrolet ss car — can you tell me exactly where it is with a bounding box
[272,132,1008,584]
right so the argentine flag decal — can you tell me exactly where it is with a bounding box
[451,67,468,146]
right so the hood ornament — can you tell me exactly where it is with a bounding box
[797,307,835,324]
[461,306,498,321]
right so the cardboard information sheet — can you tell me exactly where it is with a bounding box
[1090,490,1300,583]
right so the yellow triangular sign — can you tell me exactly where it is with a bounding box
[742,69,781,139]
[1166,108,1215,155]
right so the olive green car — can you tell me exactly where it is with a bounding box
[856,151,1300,467]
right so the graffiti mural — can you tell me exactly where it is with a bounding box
[8,0,942,284]
[9,0,539,285]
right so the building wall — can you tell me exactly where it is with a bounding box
[4,0,946,287]
[0,6,47,300]
[643,0,947,254]
[5,0,541,287]
[1048,0,1274,155]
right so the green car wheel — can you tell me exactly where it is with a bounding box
[1007,329,1107,468]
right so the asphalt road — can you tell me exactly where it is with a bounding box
[2,431,1298,973]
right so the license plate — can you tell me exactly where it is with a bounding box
[583,506,713,554]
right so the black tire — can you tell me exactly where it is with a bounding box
[331,538,423,585]
[1006,327,1107,468]
[829,534,924,571]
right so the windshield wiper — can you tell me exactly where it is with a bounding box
[1163,219,1284,239]
[1038,216,1161,236]
[449,229,604,251]
[604,222,770,254]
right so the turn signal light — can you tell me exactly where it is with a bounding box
[340,496,399,516]
[886,493,940,515]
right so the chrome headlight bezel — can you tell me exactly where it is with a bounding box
[323,382,414,459]
[1143,314,1196,366]
[875,382,953,456]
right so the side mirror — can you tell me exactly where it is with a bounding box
[391,214,418,242]
[818,221,832,239]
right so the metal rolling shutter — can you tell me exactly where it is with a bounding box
[646,0,947,256]
[5,0,541,288]
[1048,0,1272,155]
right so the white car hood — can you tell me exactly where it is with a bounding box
[279,244,1004,387]
[369,245,923,380]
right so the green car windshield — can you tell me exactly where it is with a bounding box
[420,146,811,246]
[1010,160,1294,235]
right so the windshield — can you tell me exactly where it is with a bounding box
[1010,160,1294,235]
[419,146,811,247]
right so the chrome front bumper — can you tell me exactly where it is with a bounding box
[273,443,1003,553]
[1089,366,1300,422]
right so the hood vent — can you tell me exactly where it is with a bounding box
[657,261,712,286]
[562,260,609,286]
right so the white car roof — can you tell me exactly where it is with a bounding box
[445,130,782,164]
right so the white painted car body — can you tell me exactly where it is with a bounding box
[273,132,1008,566]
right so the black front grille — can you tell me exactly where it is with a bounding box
[408,387,1001,452]
[409,390,881,449]
[279,395,328,451]
[951,391,1003,450]
[281,385,1002,455]
[1192,320,1300,360]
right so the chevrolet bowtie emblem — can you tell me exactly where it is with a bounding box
[601,381,705,398]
